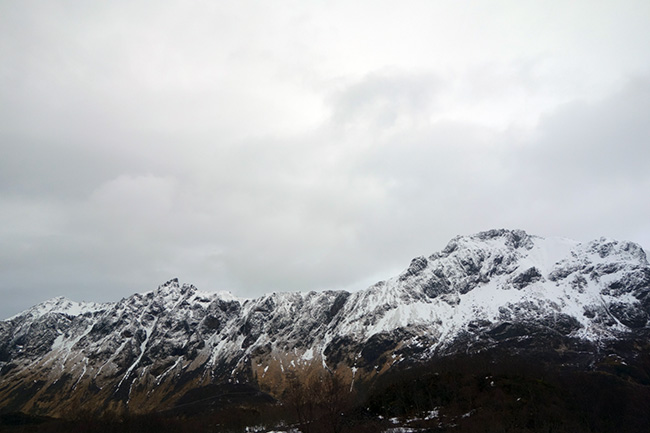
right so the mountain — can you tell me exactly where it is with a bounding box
[1,229,649,419]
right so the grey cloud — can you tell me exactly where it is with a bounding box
[3,73,650,320]
[499,77,650,244]
[323,74,650,265]
[530,77,650,183]
[0,134,129,199]
[328,72,441,128]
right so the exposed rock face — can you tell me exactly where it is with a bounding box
[1,229,649,416]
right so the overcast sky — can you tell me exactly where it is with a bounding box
[2,0,650,319]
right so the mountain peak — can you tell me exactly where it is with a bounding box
[1,230,649,418]
[158,277,180,289]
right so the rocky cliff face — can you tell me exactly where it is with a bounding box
[1,229,649,416]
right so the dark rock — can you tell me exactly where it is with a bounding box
[421,276,451,298]
[591,239,616,258]
[326,292,350,321]
[583,306,596,319]
[603,281,626,296]
[458,276,480,294]
[476,229,533,249]
[549,264,581,282]
[467,319,492,331]
[400,256,428,281]
[539,313,582,335]
[361,332,400,365]
[442,240,458,254]
[250,343,272,357]
[512,267,543,289]
[459,254,483,275]
[596,263,621,275]
[200,314,222,333]
[487,322,529,340]
[609,302,648,328]
[570,275,587,292]
[628,268,650,298]
[324,336,359,366]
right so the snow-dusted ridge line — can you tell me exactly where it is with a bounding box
[6,296,110,321]
[1,229,649,416]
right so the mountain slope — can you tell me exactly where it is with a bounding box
[1,229,649,417]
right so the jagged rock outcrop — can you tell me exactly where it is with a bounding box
[1,229,649,416]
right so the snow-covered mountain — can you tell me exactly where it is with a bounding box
[1,229,649,416]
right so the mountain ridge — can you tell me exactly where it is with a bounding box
[1,229,649,417]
